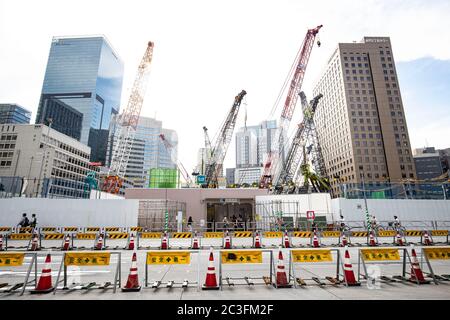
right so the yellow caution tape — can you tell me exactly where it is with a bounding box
[146,251,190,265]
[423,248,450,260]
[172,232,192,238]
[431,230,448,237]
[233,232,253,238]
[0,252,25,266]
[378,231,396,237]
[108,232,129,239]
[221,250,263,264]
[203,232,224,238]
[105,227,120,232]
[76,233,97,240]
[291,249,333,263]
[405,230,422,236]
[86,227,100,232]
[131,227,143,232]
[64,227,78,232]
[140,232,162,239]
[351,232,368,237]
[64,252,111,266]
[41,227,56,232]
[321,231,341,238]
[263,231,282,238]
[293,231,312,238]
[9,233,32,240]
[361,249,400,261]
[43,233,65,240]
[0,227,12,232]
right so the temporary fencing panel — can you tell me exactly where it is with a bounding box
[105,233,130,250]
[430,230,449,244]
[0,252,37,296]
[145,251,199,290]
[288,249,345,287]
[420,247,450,284]
[137,232,162,249]
[6,233,33,250]
[54,251,121,294]
[219,249,273,289]
[202,232,224,248]
[41,233,66,250]
[74,233,97,250]
[232,232,253,248]
[85,227,100,233]
[291,231,311,248]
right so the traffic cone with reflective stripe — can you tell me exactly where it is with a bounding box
[62,234,71,251]
[122,252,141,292]
[283,230,290,248]
[161,232,168,250]
[30,232,40,251]
[192,231,199,249]
[95,233,104,250]
[368,230,377,246]
[343,246,360,286]
[395,231,404,246]
[312,230,320,248]
[224,230,231,249]
[254,231,261,248]
[341,232,348,247]
[30,254,53,293]
[202,248,219,290]
[422,230,432,246]
[409,245,429,284]
[0,234,3,251]
[275,249,291,288]
[127,233,135,250]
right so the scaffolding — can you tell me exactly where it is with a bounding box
[138,199,186,230]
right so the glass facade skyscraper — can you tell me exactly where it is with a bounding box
[0,104,31,124]
[36,35,124,164]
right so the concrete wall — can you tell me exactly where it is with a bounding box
[331,198,450,222]
[0,198,139,227]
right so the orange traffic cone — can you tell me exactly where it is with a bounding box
[95,233,104,250]
[395,231,404,246]
[254,231,261,249]
[343,246,360,286]
[368,230,377,246]
[275,249,291,288]
[128,233,135,250]
[283,230,290,248]
[422,231,432,246]
[224,230,231,249]
[409,245,429,284]
[30,254,54,294]
[122,252,141,292]
[161,232,168,250]
[202,248,219,290]
[30,232,40,251]
[62,234,71,251]
[192,231,199,249]
[341,232,348,247]
[312,230,320,248]
[0,234,3,251]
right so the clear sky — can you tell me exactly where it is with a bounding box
[1,0,449,175]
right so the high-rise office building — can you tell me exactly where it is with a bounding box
[106,116,177,188]
[235,130,258,168]
[313,37,416,196]
[36,35,124,164]
[413,147,443,180]
[0,104,31,124]
[195,147,212,176]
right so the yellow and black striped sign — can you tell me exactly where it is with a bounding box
[378,231,396,237]
[41,227,56,232]
[43,233,65,240]
[405,230,422,237]
[105,227,120,232]
[130,227,143,232]
[293,231,312,238]
[140,232,162,239]
[172,232,192,238]
[19,227,32,233]
[351,231,368,237]
[431,230,448,237]
[108,232,129,239]
[263,231,282,238]
[321,231,341,238]
[0,227,12,232]
[9,233,32,240]
[64,227,78,232]
[203,232,224,238]
[76,233,97,240]
[233,231,252,238]
[86,227,100,232]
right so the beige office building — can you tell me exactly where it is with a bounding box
[313,37,416,196]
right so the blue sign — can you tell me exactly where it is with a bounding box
[197,175,206,184]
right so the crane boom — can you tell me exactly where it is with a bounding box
[205,90,247,188]
[102,42,154,194]
[259,25,322,189]
[159,134,194,187]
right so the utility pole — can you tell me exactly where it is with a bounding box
[359,166,370,232]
